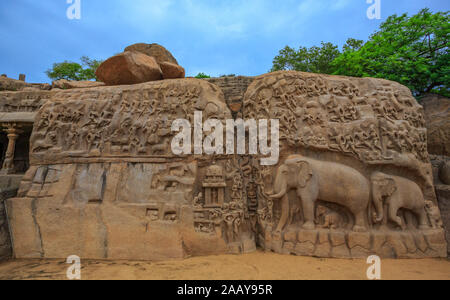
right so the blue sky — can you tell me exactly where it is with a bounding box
[0,0,448,83]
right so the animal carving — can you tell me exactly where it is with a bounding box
[269,155,370,232]
[371,172,429,230]
[316,206,343,229]
[425,200,443,229]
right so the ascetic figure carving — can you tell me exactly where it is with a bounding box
[269,155,370,232]
[371,172,429,230]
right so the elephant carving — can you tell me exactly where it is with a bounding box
[269,155,370,232]
[371,172,429,230]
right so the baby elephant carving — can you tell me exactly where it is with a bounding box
[316,206,343,229]
[371,172,429,230]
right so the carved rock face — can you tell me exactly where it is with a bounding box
[52,79,105,90]
[95,51,163,85]
[422,93,450,156]
[6,71,447,260]
[439,161,450,185]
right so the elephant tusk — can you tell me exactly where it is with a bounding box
[270,188,287,199]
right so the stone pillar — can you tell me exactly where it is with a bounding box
[1,124,22,175]
[19,74,26,82]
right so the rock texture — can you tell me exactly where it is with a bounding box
[430,155,450,255]
[52,79,105,90]
[422,94,450,156]
[0,77,50,92]
[204,76,255,116]
[439,161,450,185]
[125,43,179,65]
[5,70,448,260]
[95,51,163,86]
[159,62,185,80]
[248,71,445,258]
[0,175,22,261]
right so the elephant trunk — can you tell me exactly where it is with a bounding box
[372,190,384,223]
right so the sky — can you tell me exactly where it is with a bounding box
[0,0,448,83]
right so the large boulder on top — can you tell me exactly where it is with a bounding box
[95,51,163,85]
[159,61,185,79]
[124,43,179,65]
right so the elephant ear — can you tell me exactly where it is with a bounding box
[296,161,313,188]
[383,178,397,197]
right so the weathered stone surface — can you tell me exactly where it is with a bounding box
[422,93,450,156]
[284,229,297,242]
[439,161,450,185]
[298,230,318,244]
[314,231,331,257]
[95,51,163,85]
[52,79,105,90]
[435,185,450,255]
[204,76,255,116]
[5,70,447,260]
[347,232,371,250]
[8,78,252,261]
[0,177,21,261]
[124,43,179,65]
[331,244,351,258]
[386,232,408,258]
[0,77,31,91]
[329,231,346,247]
[160,62,185,79]
[294,242,315,256]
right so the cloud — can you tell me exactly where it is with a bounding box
[297,0,352,19]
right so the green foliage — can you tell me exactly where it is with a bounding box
[195,72,211,79]
[271,9,449,98]
[332,9,449,97]
[271,41,342,74]
[46,56,103,81]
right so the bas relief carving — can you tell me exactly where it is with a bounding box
[246,72,445,258]
[6,72,447,260]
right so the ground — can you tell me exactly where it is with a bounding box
[0,251,449,280]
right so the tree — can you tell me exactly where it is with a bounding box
[46,56,103,81]
[332,9,449,97]
[195,73,211,79]
[271,42,342,74]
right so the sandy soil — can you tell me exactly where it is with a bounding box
[0,251,449,280]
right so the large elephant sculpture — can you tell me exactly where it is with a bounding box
[371,172,429,230]
[269,155,370,232]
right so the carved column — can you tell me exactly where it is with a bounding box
[1,123,22,175]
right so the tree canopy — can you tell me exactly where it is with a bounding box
[272,9,449,98]
[46,56,103,81]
